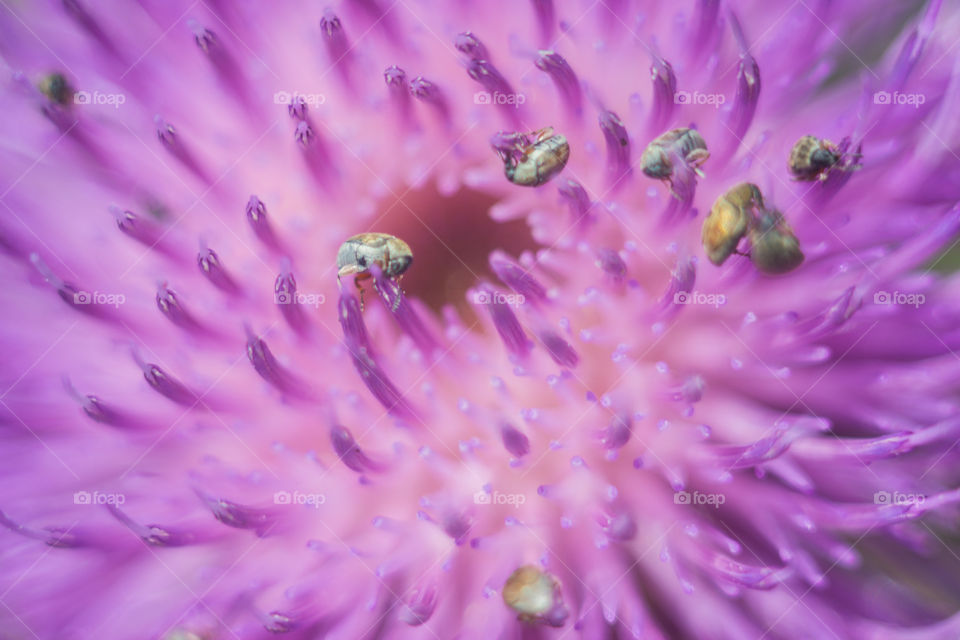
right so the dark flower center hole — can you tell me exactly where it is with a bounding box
[365,180,537,319]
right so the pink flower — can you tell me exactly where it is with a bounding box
[1,1,960,638]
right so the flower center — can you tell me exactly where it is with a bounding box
[367,180,537,317]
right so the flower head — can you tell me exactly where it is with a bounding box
[2,1,960,638]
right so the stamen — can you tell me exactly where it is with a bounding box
[245,327,310,397]
[294,120,315,148]
[80,394,126,425]
[261,612,295,633]
[595,248,627,281]
[245,195,282,252]
[106,504,195,546]
[889,0,942,90]
[401,582,438,626]
[319,9,353,85]
[490,256,547,305]
[275,263,309,335]
[337,289,416,419]
[63,377,131,427]
[330,425,381,473]
[442,511,472,544]
[188,19,257,116]
[287,95,308,121]
[295,120,335,188]
[659,256,697,315]
[669,375,705,403]
[0,509,83,547]
[133,351,199,406]
[197,247,241,294]
[409,76,451,126]
[501,423,531,457]
[872,203,960,280]
[599,110,632,184]
[599,511,637,541]
[189,20,216,54]
[557,179,595,228]
[30,253,116,319]
[155,116,213,184]
[454,31,489,60]
[535,51,582,117]
[194,489,276,536]
[530,0,555,45]
[110,206,176,258]
[648,55,677,132]
[691,0,721,59]
[725,13,761,146]
[384,65,414,125]
[539,330,579,368]
[718,425,792,469]
[601,413,632,449]
[156,284,205,334]
[466,58,511,96]
[371,265,438,355]
[708,554,791,589]
[477,285,533,359]
[802,287,855,338]
[466,59,522,126]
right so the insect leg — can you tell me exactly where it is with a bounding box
[392,275,404,312]
[531,126,554,143]
[353,276,366,311]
